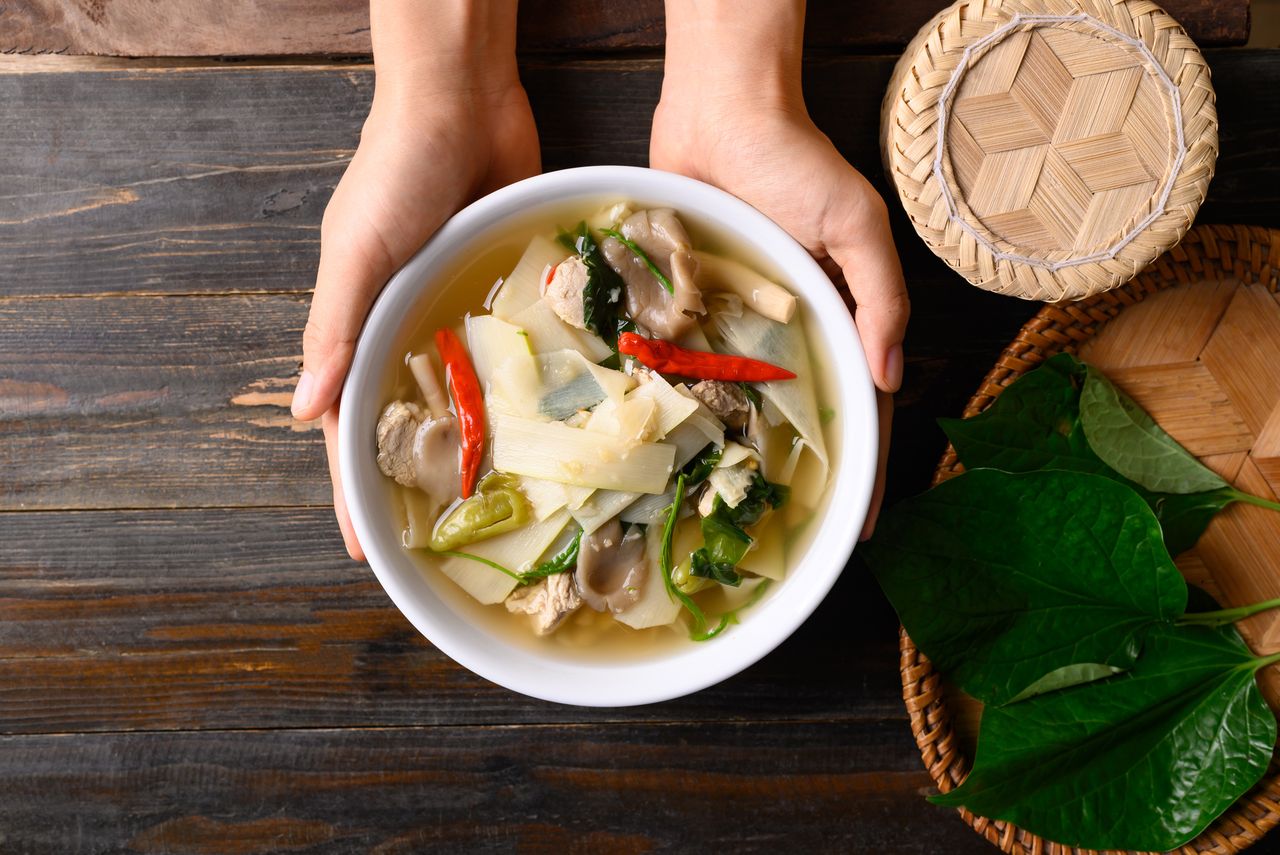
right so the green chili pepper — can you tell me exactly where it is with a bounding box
[430,473,530,552]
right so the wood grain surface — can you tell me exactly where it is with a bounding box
[0,0,1250,57]
[0,508,909,733]
[0,723,994,854]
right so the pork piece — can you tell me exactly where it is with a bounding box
[376,400,461,499]
[575,518,648,614]
[376,400,426,487]
[505,572,582,635]
[690,380,751,430]
[602,209,705,339]
[543,255,590,330]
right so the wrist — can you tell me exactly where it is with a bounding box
[371,0,521,106]
[661,1,806,111]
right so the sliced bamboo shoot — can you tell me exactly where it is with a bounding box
[435,509,572,605]
[510,299,612,363]
[694,251,797,324]
[492,414,676,494]
[492,236,568,321]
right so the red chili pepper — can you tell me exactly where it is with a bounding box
[435,327,485,499]
[617,332,796,382]
[544,263,557,287]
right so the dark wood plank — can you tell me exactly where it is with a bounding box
[0,295,324,509]
[0,722,992,854]
[0,0,1249,57]
[0,507,910,733]
[3,51,1277,300]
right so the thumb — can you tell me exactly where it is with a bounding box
[292,214,397,422]
[823,177,910,394]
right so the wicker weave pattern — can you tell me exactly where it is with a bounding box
[904,224,1280,855]
[882,0,1218,301]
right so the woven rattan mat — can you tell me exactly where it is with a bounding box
[904,224,1280,854]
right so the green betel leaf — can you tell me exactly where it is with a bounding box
[931,623,1278,852]
[1079,366,1229,494]
[939,353,1092,476]
[940,353,1233,555]
[861,469,1187,706]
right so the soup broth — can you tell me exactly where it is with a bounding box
[377,198,841,661]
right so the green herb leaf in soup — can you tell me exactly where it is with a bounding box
[861,469,1187,706]
[557,222,627,350]
[932,622,1279,852]
[1079,365,1229,494]
[939,353,1230,555]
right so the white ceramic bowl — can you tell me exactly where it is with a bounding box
[339,165,877,706]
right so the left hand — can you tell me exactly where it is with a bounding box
[651,92,909,538]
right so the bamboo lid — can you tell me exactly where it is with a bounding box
[881,0,1218,301]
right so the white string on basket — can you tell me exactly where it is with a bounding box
[931,12,1187,272]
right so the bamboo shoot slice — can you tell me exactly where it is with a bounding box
[466,315,534,393]
[712,306,828,481]
[492,236,568,321]
[626,375,699,438]
[694,251,797,324]
[492,414,676,494]
[434,509,572,605]
[615,518,700,630]
[510,299,612,363]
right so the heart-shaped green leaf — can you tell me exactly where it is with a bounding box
[861,469,1187,705]
[1080,366,1229,494]
[940,354,1235,555]
[932,622,1278,852]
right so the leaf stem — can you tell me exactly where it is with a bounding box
[1252,650,1280,671]
[600,228,674,293]
[1179,596,1280,628]
[438,551,522,582]
[1230,488,1280,513]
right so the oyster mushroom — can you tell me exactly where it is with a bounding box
[375,351,461,502]
[602,208,705,339]
[575,518,648,614]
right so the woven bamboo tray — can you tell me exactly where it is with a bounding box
[881,0,1218,302]
[905,224,1280,854]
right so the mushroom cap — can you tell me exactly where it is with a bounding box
[575,518,648,614]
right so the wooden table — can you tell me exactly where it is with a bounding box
[0,2,1273,851]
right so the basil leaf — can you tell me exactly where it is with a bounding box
[932,622,1278,852]
[1080,366,1229,494]
[690,551,744,587]
[861,469,1187,705]
[558,222,627,350]
[681,443,723,485]
[940,353,1229,554]
[517,530,582,585]
[689,474,786,588]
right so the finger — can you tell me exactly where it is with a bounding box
[292,203,397,423]
[824,181,910,394]
[323,405,365,561]
[859,390,894,542]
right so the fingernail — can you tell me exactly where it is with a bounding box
[884,344,904,393]
[291,370,314,418]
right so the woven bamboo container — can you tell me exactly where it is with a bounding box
[906,224,1280,854]
[881,0,1218,301]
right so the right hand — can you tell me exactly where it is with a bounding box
[292,77,541,560]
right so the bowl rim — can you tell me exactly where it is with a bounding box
[339,165,878,706]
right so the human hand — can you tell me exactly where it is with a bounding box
[291,3,539,560]
[653,3,909,538]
